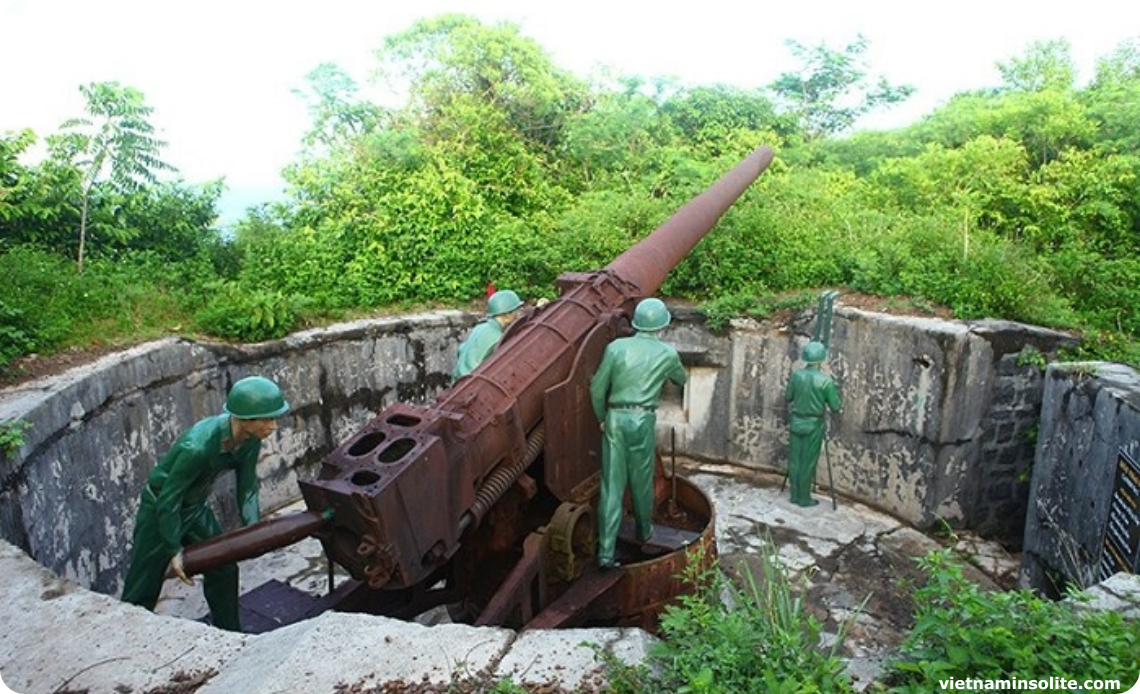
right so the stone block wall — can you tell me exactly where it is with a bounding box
[660,308,1075,546]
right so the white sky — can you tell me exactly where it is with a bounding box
[2,0,1137,220]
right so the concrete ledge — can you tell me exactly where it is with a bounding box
[0,540,243,694]
[0,538,651,694]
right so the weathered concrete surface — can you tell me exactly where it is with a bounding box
[0,532,654,694]
[0,312,475,596]
[1021,362,1140,592]
[0,463,1020,694]
[0,304,1080,605]
[679,460,1018,688]
[664,306,1076,545]
[1075,571,1140,620]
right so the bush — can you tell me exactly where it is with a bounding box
[194,281,309,342]
[0,245,84,360]
[605,538,860,694]
[0,300,37,370]
[885,550,1140,693]
[698,289,816,332]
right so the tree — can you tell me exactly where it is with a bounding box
[48,81,174,272]
[0,129,84,251]
[996,39,1076,93]
[0,128,37,227]
[1086,39,1140,155]
[660,84,788,157]
[293,63,384,153]
[375,14,588,150]
[768,35,915,141]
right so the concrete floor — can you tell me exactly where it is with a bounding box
[0,459,1022,694]
[149,458,1019,690]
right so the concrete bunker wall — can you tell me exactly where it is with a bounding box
[0,305,1078,597]
[662,307,1076,543]
[0,311,475,595]
[1021,362,1140,591]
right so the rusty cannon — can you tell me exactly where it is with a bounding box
[181,145,775,631]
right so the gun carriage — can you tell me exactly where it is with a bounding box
[181,146,775,630]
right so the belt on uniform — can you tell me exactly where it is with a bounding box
[609,403,656,412]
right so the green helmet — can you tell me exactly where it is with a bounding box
[802,341,828,364]
[632,298,671,332]
[487,289,523,317]
[224,376,290,419]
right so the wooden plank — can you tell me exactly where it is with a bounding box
[523,569,623,630]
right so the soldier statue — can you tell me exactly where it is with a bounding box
[121,376,290,631]
[784,341,841,507]
[453,289,526,380]
[589,298,687,569]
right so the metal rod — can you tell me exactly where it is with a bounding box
[180,509,332,577]
[813,293,824,342]
[821,290,838,350]
[669,427,678,515]
[824,418,837,511]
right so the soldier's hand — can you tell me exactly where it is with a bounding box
[168,552,194,586]
[535,298,550,308]
[599,421,605,433]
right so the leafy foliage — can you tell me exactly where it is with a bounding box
[0,419,31,460]
[294,62,384,153]
[601,539,860,694]
[769,34,915,141]
[885,550,1140,693]
[193,281,309,342]
[0,20,1138,372]
[699,291,817,332]
[0,244,215,373]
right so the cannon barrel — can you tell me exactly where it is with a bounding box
[183,146,775,597]
[605,146,774,294]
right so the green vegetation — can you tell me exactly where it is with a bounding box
[0,418,31,460]
[883,550,1140,693]
[2,18,1139,378]
[325,546,1137,692]
[587,547,1138,693]
[645,540,859,694]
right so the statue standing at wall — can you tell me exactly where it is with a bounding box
[589,298,687,569]
[784,341,841,507]
[120,376,290,631]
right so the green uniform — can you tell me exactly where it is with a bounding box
[589,333,686,566]
[121,413,262,631]
[784,366,841,507]
[453,319,505,380]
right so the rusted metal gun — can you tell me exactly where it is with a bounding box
[182,145,775,628]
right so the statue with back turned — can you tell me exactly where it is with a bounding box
[784,341,841,507]
[589,298,687,570]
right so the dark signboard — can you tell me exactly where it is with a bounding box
[1098,448,1140,581]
